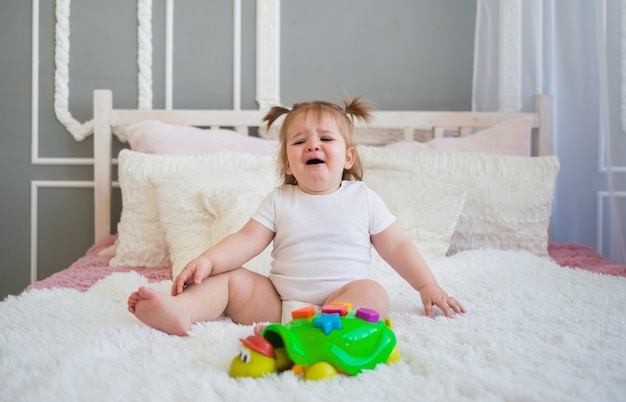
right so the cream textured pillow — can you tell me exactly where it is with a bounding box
[155,171,275,278]
[120,120,279,155]
[385,116,533,156]
[359,146,560,256]
[363,170,466,257]
[110,149,276,268]
[201,188,273,276]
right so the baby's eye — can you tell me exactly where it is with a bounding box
[321,137,334,142]
[292,139,305,145]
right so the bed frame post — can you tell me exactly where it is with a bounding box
[535,94,553,156]
[93,90,112,242]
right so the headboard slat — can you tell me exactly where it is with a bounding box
[93,90,113,242]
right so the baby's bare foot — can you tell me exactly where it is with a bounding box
[127,286,191,336]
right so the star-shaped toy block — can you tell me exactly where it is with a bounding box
[313,313,343,335]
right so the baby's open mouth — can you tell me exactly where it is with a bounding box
[306,159,324,165]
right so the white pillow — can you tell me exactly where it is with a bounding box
[120,120,279,155]
[154,171,275,278]
[157,171,465,278]
[363,170,466,257]
[358,146,560,256]
[159,170,464,277]
[385,116,533,156]
[110,149,276,268]
[200,188,274,276]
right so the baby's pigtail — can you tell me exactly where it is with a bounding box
[343,96,374,125]
[263,106,291,130]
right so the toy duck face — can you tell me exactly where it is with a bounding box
[230,335,277,378]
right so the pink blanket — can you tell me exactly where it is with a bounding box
[27,236,626,293]
[27,235,171,292]
[548,241,626,276]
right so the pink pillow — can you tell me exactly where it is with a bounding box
[385,116,533,156]
[120,120,279,155]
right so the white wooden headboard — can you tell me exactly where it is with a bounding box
[92,90,553,242]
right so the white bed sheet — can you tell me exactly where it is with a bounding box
[2,249,625,402]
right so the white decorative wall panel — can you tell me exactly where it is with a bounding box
[30,0,281,282]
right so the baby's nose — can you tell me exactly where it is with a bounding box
[307,141,320,151]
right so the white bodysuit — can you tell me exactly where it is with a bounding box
[251,180,396,318]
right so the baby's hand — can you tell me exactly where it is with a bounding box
[171,256,213,295]
[419,283,465,318]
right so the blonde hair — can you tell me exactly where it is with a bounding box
[263,96,373,186]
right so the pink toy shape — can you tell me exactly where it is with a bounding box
[321,304,348,316]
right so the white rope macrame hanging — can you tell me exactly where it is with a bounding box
[137,0,153,111]
[54,0,153,141]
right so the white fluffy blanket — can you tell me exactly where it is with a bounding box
[2,249,625,402]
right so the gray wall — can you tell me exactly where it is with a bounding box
[2,0,479,299]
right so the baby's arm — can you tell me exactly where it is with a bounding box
[171,219,274,295]
[371,223,465,317]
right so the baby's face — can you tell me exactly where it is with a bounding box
[284,112,355,195]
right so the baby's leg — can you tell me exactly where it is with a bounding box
[222,268,282,325]
[324,279,390,317]
[127,268,281,335]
